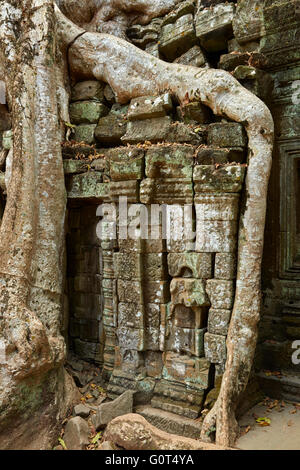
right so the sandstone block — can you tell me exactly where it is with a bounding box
[168,252,213,279]
[170,278,209,307]
[195,3,235,52]
[204,332,227,364]
[193,164,246,193]
[194,194,240,221]
[195,219,237,252]
[140,178,193,204]
[121,116,172,144]
[214,252,236,279]
[174,45,207,67]
[92,391,134,430]
[207,308,231,335]
[67,172,109,199]
[95,113,127,145]
[69,101,108,124]
[159,14,197,60]
[73,124,96,144]
[206,279,234,309]
[71,80,105,102]
[63,417,90,450]
[207,122,247,148]
[108,147,144,181]
[176,101,212,124]
[173,304,208,329]
[127,94,172,121]
[145,144,194,179]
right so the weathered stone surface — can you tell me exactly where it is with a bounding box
[71,80,105,102]
[195,194,240,220]
[104,414,228,450]
[69,101,109,124]
[195,147,246,165]
[118,279,170,304]
[108,147,144,181]
[92,391,134,430]
[109,180,139,202]
[63,417,90,450]
[214,253,236,279]
[195,219,237,253]
[193,164,246,193]
[99,441,116,450]
[73,338,103,363]
[233,66,273,101]
[127,18,162,49]
[118,303,144,329]
[174,45,207,67]
[173,304,208,329]
[207,123,247,148]
[195,3,235,52]
[114,252,142,281]
[162,353,211,389]
[63,159,88,174]
[127,94,172,121]
[162,0,195,26]
[159,14,197,60]
[144,351,164,378]
[140,178,193,204]
[232,0,264,44]
[121,116,172,144]
[74,404,90,418]
[2,129,12,150]
[95,113,127,145]
[117,327,145,351]
[170,278,209,307]
[204,332,227,364]
[136,405,203,439]
[206,279,234,310]
[169,122,204,145]
[103,84,116,104]
[145,144,194,179]
[176,102,212,124]
[73,124,97,144]
[67,172,109,199]
[207,308,231,335]
[168,252,213,278]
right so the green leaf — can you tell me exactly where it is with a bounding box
[58,437,67,450]
[91,431,102,444]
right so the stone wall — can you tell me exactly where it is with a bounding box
[63,64,247,417]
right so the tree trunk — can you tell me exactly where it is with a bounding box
[0,0,77,449]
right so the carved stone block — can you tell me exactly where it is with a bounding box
[195,3,235,52]
[193,164,246,193]
[145,144,194,179]
[127,94,172,121]
[159,14,197,60]
[170,278,209,307]
[207,308,231,335]
[214,252,237,279]
[108,147,144,181]
[204,332,227,364]
[206,279,235,309]
[168,252,213,279]
[207,123,247,148]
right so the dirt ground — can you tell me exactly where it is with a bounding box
[236,398,300,450]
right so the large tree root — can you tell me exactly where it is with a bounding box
[104,413,234,450]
